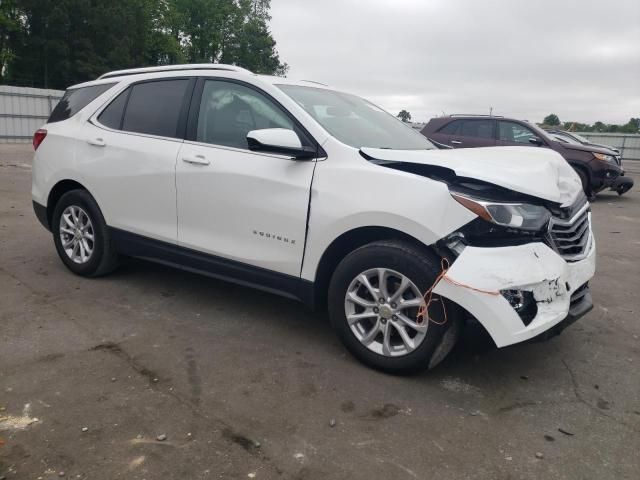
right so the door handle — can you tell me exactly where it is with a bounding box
[451,140,462,145]
[87,137,106,147]
[182,154,210,166]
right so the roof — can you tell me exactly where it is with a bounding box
[67,64,332,91]
[97,63,252,80]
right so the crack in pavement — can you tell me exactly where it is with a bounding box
[561,358,639,433]
[88,340,278,466]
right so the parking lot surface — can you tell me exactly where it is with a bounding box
[1,144,639,479]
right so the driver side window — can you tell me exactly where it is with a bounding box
[498,121,537,144]
[196,80,295,149]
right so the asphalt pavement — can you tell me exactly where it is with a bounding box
[1,144,639,479]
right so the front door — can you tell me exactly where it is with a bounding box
[175,79,316,277]
[496,120,547,148]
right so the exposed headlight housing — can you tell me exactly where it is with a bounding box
[451,192,551,231]
[593,152,615,163]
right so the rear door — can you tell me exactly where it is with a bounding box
[433,119,496,148]
[452,119,496,148]
[83,78,194,242]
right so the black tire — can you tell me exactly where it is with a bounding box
[328,240,462,374]
[51,189,119,277]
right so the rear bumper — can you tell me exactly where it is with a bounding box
[433,239,596,347]
[33,201,50,231]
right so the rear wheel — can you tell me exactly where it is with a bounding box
[52,190,119,277]
[328,240,462,373]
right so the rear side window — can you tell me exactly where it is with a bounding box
[97,89,130,130]
[460,120,494,139]
[438,120,461,135]
[121,80,190,138]
[48,83,116,123]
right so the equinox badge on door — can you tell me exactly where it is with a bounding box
[253,230,296,245]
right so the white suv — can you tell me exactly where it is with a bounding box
[31,64,596,372]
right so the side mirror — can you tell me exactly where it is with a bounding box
[529,136,544,146]
[246,128,316,159]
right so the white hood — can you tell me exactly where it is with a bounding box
[361,146,582,206]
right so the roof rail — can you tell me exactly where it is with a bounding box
[449,114,504,118]
[98,63,252,80]
[300,79,329,87]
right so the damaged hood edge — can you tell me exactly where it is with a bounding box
[361,146,583,206]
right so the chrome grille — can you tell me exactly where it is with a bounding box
[547,202,592,261]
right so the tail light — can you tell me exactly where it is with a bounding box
[33,129,47,150]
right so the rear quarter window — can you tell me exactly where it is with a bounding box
[97,88,130,130]
[48,83,116,123]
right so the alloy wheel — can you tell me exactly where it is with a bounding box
[344,268,427,357]
[59,205,95,264]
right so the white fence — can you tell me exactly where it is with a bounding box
[0,85,64,143]
[576,132,640,161]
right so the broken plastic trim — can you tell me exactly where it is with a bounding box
[501,289,537,325]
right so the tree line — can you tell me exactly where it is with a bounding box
[0,0,287,90]
[543,114,639,134]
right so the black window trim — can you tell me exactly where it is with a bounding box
[90,75,326,156]
[185,77,326,158]
[91,76,197,143]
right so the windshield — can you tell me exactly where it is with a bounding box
[277,84,434,150]
[569,132,589,143]
[550,133,580,145]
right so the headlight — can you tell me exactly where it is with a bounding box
[593,152,615,162]
[451,192,551,231]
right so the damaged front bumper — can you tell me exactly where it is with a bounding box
[607,175,634,195]
[433,240,596,347]
[596,165,634,195]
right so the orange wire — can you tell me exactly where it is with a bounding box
[417,258,500,326]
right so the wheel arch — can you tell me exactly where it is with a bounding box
[567,161,591,182]
[46,179,90,228]
[311,226,437,311]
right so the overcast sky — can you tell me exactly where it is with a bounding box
[270,0,640,124]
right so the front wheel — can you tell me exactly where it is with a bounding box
[328,240,462,374]
[52,190,119,277]
[575,168,593,199]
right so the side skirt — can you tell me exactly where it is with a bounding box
[109,228,316,308]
